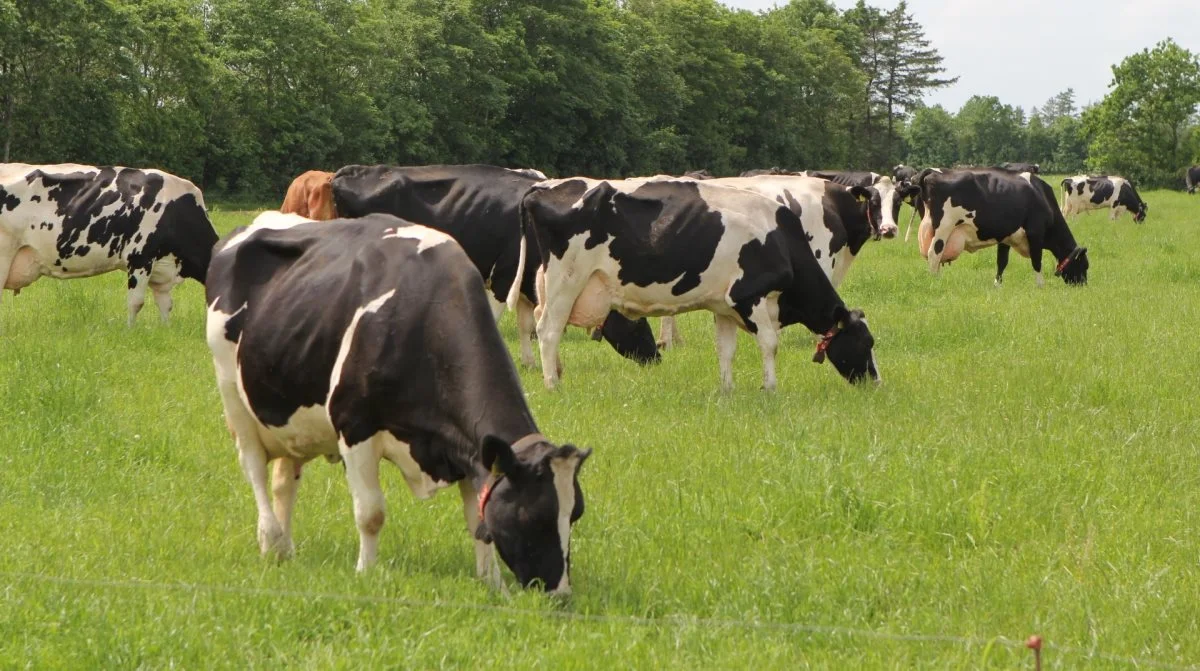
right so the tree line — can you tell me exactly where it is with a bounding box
[0,0,1197,197]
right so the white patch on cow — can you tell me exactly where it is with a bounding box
[874,175,899,236]
[327,290,397,409]
[222,211,313,252]
[549,455,579,594]
[924,198,976,274]
[381,225,453,253]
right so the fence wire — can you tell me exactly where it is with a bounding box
[1,570,1195,670]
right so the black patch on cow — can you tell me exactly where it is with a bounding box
[0,187,20,212]
[1088,179,1115,205]
[152,202,162,213]
[933,239,944,254]
[814,248,821,259]
[31,195,41,203]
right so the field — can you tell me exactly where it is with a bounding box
[2,185,1199,669]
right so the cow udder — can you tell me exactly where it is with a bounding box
[5,247,43,292]
[568,273,614,329]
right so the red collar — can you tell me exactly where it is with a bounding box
[478,473,505,521]
[812,327,839,363]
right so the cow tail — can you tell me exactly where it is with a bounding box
[506,195,530,312]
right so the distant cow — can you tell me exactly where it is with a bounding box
[800,170,914,239]
[206,211,591,593]
[682,169,714,180]
[0,163,217,326]
[331,164,658,368]
[280,170,336,220]
[1186,166,1200,194]
[1060,175,1147,223]
[893,164,918,184]
[516,177,881,391]
[999,162,1040,174]
[917,168,1089,286]
[739,167,793,177]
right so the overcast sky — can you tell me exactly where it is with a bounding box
[720,0,1200,113]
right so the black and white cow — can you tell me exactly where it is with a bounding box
[893,164,919,185]
[1060,175,1148,223]
[1185,166,1200,194]
[331,164,658,368]
[801,170,913,239]
[0,163,217,325]
[917,168,1089,286]
[206,211,591,593]
[512,178,881,391]
[739,167,793,177]
[999,162,1040,174]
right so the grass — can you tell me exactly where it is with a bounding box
[2,184,1199,669]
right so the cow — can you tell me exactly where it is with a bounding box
[330,164,658,368]
[739,167,793,177]
[655,174,883,350]
[1060,175,1148,223]
[682,169,714,180]
[280,170,336,220]
[0,163,218,326]
[916,168,1089,286]
[999,162,1040,174]
[206,211,591,593]
[800,170,913,239]
[513,177,881,392]
[893,164,918,184]
[1186,166,1200,194]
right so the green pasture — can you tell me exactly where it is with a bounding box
[1,186,1199,668]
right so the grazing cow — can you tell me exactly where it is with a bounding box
[800,170,910,239]
[1060,175,1148,223]
[999,162,1040,174]
[206,211,591,593]
[917,168,1089,286]
[514,177,881,391]
[280,170,336,220]
[1186,166,1200,194]
[330,164,658,368]
[0,163,217,326]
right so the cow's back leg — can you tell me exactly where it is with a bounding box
[270,457,302,558]
[713,313,739,393]
[459,480,502,589]
[746,298,781,391]
[995,244,1011,287]
[658,316,684,350]
[217,380,289,559]
[516,296,537,368]
[126,269,151,327]
[339,434,386,571]
[535,264,586,389]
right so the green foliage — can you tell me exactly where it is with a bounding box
[1083,39,1200,187]
[904,104,957,167]
[953,95,1025,167]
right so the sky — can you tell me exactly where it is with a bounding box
[720,0,1200,113]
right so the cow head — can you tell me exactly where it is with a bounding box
[870,177,900,238]
[812,307,880,384]
[849,186,886,239]
[1054,247,1089,285]
[477,435,591,594]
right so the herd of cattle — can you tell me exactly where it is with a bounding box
[1,158,1193,594]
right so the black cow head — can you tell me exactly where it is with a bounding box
[812,307,880,384]
[477,435,591,593]
[1054,247,1089,285]
[1133,200,1148,223]
[850,186,884,239]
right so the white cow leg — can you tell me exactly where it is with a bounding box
[516,296,537,369]
[235,435,287,560]
[459,480,502,589]
[749,300,780,392]
[126,270,150,327]
[535,289,579,389]
[659,316,684,350]
[269,457,301,558]
[340,435,386,572]
[713,313,739,393]
[488,293,506,322]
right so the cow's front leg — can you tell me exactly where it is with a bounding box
[339,436,386,572]
[459,480,502,589]
[658,316,684,350]
[747,299,780,391]
[995,244,1011,287]
[534,270,582,389]
[270,457,302,559]
[126,269,151,327]
[713,313,739,393]
[516,296,537,368]
[1027,233,1046,288]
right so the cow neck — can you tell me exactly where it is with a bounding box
[1045,220,1080,267]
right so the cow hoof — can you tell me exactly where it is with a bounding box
[257,524,291,560]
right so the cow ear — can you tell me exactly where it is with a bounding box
[481,435,518,476]
[552,445,592,472]
[849,186,871,203]
[832,304,851,329]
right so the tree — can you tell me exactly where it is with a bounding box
[1083,38,1200,187]
[905,104,956,167]
[954,95,1024,166]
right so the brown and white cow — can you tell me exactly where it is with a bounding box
[280,170,337,220]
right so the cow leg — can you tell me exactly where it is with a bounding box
[487,293,506,322]
[235,435,288,560]
[534,270,581,389]
[126,269,150,327]
[516,296,537,369]
[269,457,301,558]
[658,316,684,350]
[459,480,502,589]
[748,299,780,392]
[340,435,386,571]
[995,244,1011,287]
[713,313,739,393]
[150,281,174,323]
[1027,233,1046,288]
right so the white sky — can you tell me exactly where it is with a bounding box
[721,0,1200,114]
